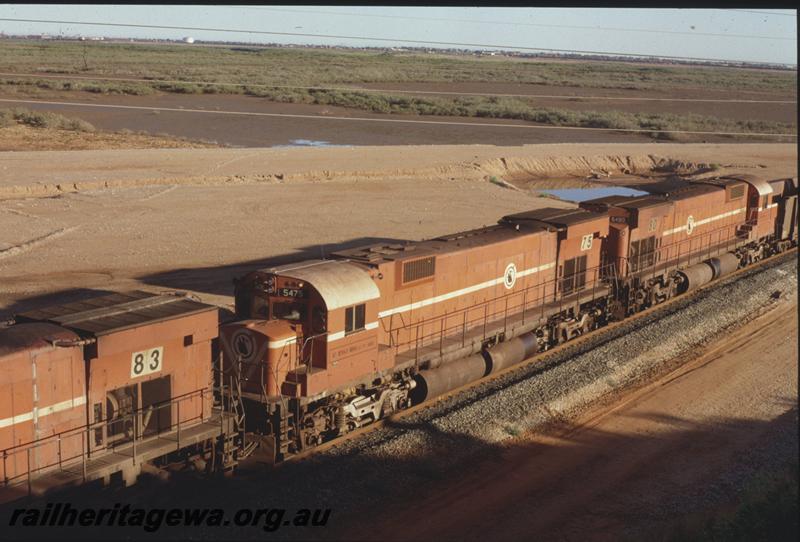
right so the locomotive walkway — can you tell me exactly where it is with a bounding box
[0,409,236,504]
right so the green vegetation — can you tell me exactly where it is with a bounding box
[0,40,795,140]
[1,41,795,91]
[503,425,522,437]
[0,107,96,131]
[536,192,563,200]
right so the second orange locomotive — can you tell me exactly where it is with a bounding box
[222,174,797,460]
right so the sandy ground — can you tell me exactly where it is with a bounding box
[0,143,795,318]
[364,298,799,541]
[1,142,796,194]
[0,177,573,317]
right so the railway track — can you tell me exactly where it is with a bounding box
[271,248,796,465]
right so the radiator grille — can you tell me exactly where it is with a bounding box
[728,184,745,200]
[402,257,436,283]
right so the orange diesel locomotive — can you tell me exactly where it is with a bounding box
[223,174,796,461]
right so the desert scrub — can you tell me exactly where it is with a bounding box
[209,86,796,137]
[1,79,793,140]
[0,40,794,140]
[3,75,792,139]
[0,109,14,128]
[0,40,795,92]
[0,107,96,131]
[0,76,156,96]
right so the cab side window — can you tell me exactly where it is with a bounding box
[345,304,366,334]
[312,306,327,333]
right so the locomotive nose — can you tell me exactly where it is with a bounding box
[219,319,299,398]
[220,321,263,368]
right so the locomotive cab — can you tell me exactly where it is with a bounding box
[225,260,383,400]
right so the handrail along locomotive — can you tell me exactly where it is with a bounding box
[1,173,796,496]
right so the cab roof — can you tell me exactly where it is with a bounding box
[0,322,79,357]
[257,260,380,310]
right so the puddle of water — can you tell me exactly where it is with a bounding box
[273,139,352,148]
[537,186,648,202]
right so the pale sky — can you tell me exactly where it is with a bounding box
[0,5,796,65]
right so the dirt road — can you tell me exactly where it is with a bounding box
[364,299,798,541]
[0,90,794,148]
[0,93,653,147]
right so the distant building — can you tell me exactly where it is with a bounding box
[183,36,195,44]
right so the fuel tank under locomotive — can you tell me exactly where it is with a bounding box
[413,251,745,403]
[411,353,489,404]
[677,253,741,293]
[411,331,541,403]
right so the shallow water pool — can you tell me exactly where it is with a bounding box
[273,139,352,148]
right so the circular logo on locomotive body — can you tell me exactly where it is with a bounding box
[686,215,696,235]
[503,262,517,290]
[231,329,256,362]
